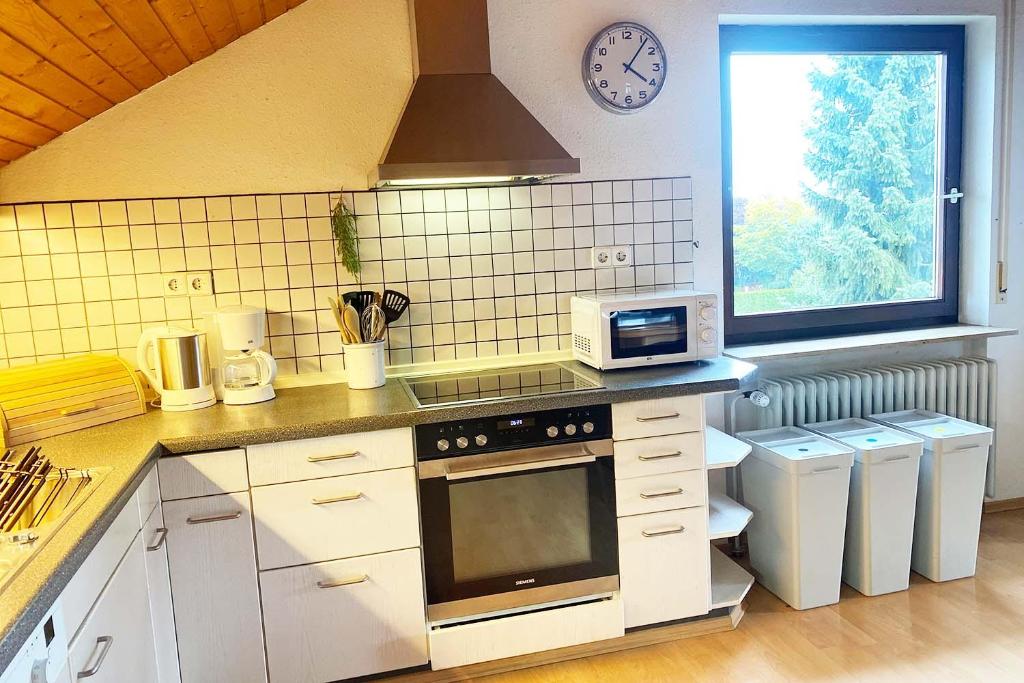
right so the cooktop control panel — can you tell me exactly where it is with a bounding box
[415,404,612,460]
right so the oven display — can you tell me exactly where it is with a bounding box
[498,417,535,430]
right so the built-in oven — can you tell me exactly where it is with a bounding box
[416,404,617,623]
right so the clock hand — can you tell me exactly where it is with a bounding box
[623,36,649,72]
[622,63,647,81]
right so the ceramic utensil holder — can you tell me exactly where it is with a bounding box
[345,341,386,389]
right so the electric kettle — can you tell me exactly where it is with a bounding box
[136,326,216,411]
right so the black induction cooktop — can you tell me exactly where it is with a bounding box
[399,363,603,408]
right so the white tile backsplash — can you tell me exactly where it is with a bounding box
[0,177,695,373]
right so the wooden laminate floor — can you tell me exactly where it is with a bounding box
[488,510,1024,683]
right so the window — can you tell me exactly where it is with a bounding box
[721,25,965,345]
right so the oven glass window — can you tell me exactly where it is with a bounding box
[448,468,592,583]
[610,307,688,358]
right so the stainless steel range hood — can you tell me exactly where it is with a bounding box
[370,0,580,187]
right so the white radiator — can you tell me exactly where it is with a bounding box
[755,357,997,431]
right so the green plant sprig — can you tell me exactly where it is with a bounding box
[331,192,360,276]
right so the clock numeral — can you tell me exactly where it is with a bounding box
[608,36,615,45]
[610,91,618,100]
[652,63,661,72]
[649,78,657,87]
[593,63,603,72]
[648,46,656,56]
[622,29,632,39]
[599,79,608,88]
[599,47,607,56]
[625,95,633,104]
[639,91,648,99]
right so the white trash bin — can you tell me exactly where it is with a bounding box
[870,410,994,582]
[805,418,923,596]
[737,426,854,610]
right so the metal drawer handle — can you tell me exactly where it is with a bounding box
[146,527,168,551]
[883,455,911,463]
[312,492,363,505]
[635,412,680,423]
[640,487,684,499]
[642,525,685,538]
[317,574,369,589]
[307,451,360,463]
[77,635,113,678]
[638,450,683,461]
[186,511,242,525]
[810,466,841,475]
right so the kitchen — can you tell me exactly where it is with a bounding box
[0,0,1023,681]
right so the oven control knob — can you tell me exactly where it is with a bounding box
[546,426,559,438]
[437,438,450,452]
[475,434,488,447]
[582,422,595,434]
[700,328,717,344]
[564,424,577,436]
[700,305,717,321]
[456,436,469,449]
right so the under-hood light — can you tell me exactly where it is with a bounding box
[378,175,545,188]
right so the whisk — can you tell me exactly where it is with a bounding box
[360,304,386,344]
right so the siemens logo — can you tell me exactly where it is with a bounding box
[514,578,536,586]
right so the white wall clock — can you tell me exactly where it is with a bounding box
[582,22,667,114]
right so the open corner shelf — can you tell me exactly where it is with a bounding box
[710,545,755,610]
[708,492,752,541]
[705,426,752,470]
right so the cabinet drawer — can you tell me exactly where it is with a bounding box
[246,428,414,486]
[614,432,704,479]
[158,449,248,500]
[617,507,710,628]
[260,548,428,683]
[612,396,702,440]
[251,467,420,570]
[615,469,705,517]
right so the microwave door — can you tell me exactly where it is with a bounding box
[608,306,689,360]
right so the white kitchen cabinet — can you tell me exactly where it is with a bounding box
[142,502,180,683]
[614,468,706,517]
[67,535,158,682]
[613,431,704,479]
[157,448,249,500]
[163,492,267,683]
[259,548,429,683]
[617,507,710,628]
[612,396,703,440]
[251,467,420,569]
[246,428,414,485]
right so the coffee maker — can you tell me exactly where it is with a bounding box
[206,306,277,405]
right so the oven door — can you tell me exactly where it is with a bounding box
[602,301,697,368]
[419,439,618,623]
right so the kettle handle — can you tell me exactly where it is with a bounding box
[252,350,277,387]
[136,327,164,393]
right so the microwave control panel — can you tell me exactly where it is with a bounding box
[415,404,612,461]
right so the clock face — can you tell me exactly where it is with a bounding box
[582,22,667,114]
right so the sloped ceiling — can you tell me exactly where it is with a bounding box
[0,0,308,166]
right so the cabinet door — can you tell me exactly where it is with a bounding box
[68,535,158,682]
[142,502,181,683]
[259,548,428,683]
[617,507,710,628]
[164,493,267,683]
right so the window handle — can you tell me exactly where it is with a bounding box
[942,187,965,204]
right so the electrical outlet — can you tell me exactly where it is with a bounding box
[591,247,612,268]
[187,271,214,296]
[163,272,188,297]
[612,245,633,267]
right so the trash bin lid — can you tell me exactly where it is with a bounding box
[737,426,854,474]
[870,410,993,452]
[804,418,923,464]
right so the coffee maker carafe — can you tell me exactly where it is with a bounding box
[207,306,277,405]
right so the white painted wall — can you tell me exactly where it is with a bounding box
[0,0,1019,495]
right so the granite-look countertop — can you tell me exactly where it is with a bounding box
[0,357,756,670]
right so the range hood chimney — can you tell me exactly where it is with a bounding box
[371,0,580,187]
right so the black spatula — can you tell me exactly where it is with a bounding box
[381,289,410,324]
[343,290,376,315]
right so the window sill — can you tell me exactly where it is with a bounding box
[723,324,1018,363]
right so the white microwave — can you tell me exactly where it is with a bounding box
[570,289,719,370]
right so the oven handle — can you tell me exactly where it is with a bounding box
[419,438,614,480]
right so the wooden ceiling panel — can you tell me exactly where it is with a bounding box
[0,0,309,164]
